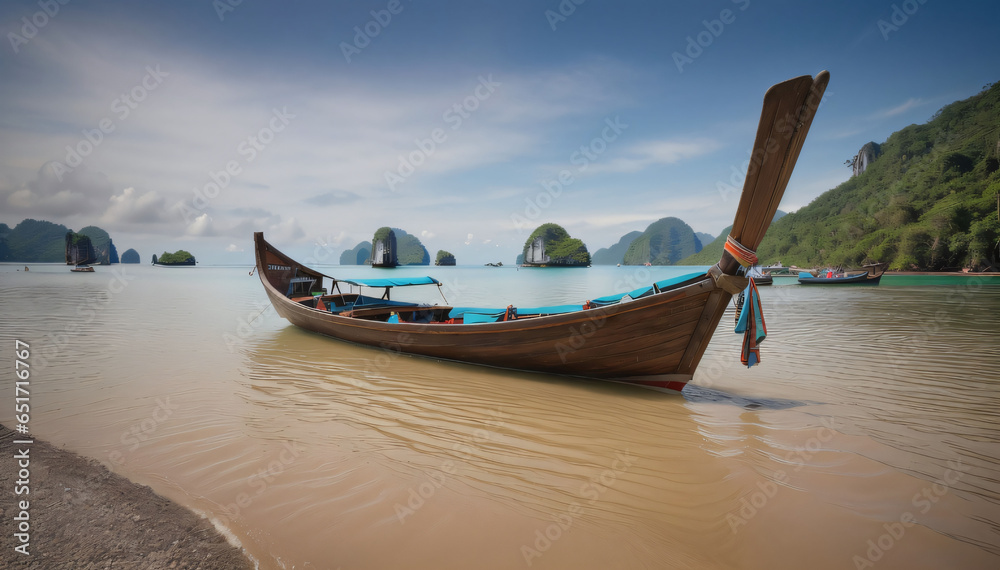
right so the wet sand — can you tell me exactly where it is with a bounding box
[0,424,253,569]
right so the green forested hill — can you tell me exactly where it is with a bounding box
[435,250,456,265]
[395,229,430,265]
[521,223,590,266]
[363,227,429,266]
[622,217,701,265]
[157,250,196,264]
[755,82,1000,270]
[592,231,642,265]
[679,225,733,266]
[0,219,122,263]
[0,219,71,261]
[78,226,119,264]
[340,241,372,265]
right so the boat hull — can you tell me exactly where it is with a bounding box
[257,237,718,389]
[798,271,881,285]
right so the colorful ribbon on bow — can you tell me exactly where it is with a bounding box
[724,236,759,268]
[734,278,767,367]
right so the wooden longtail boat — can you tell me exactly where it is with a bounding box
[746,265,773,286]
[254,71,829,392]
[798,270,881,285]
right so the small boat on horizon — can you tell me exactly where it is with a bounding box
[253,72,830,392]
[746,265,773,286]
[798,265,883,285]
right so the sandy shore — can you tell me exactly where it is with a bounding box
[0,424,254,569]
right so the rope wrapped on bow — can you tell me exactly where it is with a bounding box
[724,236,759,267]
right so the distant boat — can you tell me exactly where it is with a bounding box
[253,72,829,392]
[762,261,790,275]
[746,265,773,286]
[485,262,503,267]
[798,266,882,285]
[71,265,95,273]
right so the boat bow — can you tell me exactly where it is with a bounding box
[678,71,829,375]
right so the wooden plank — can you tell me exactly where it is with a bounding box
[675,289,730,375]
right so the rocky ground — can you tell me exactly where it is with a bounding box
[0,424,254,569]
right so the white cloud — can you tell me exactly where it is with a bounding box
[225,244,243,252]
[0,30,637,248]
[0,162,113,219]
[872,97,925,119]
[101,186,172,226]
[185,213,215,237]
[0,14,824,265]
[584,138,723,174]
[266,217,306,243]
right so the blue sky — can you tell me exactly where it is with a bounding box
[2,0,998,265]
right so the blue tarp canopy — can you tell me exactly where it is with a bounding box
[518,304,584,315]
[337,276,441,288]
[449,304,583,320]
[449,307,499,319]
[653,272,704,291]
[463,312,505,324]
[591,271,704,305]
